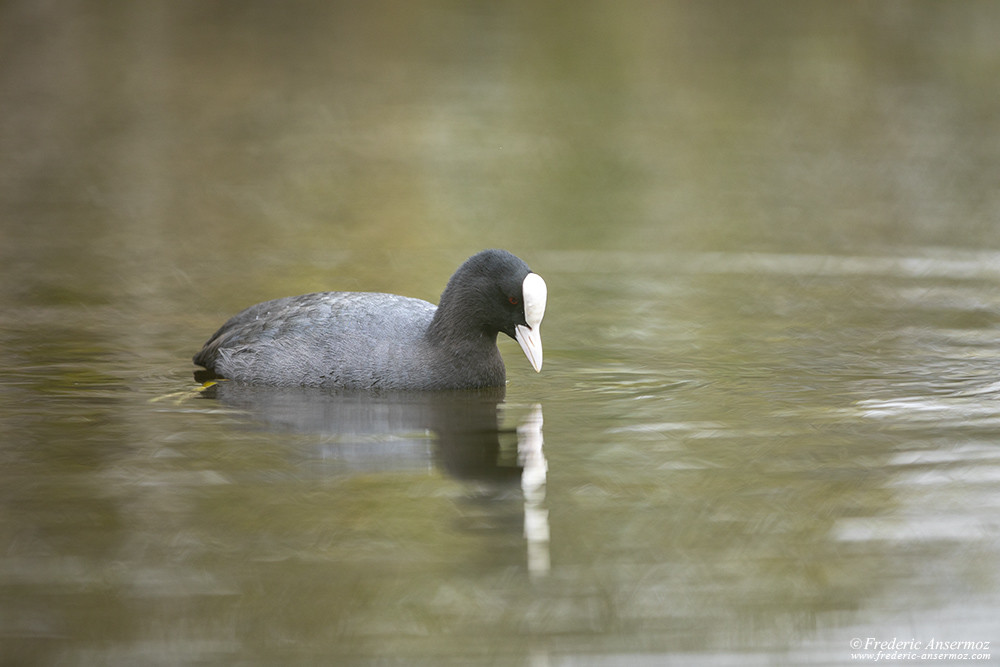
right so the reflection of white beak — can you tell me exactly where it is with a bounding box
[516,273,547,372]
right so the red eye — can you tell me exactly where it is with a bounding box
[508,296,519,305]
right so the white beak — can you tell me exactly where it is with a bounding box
[516,324,543,373]
[515,273,546,373]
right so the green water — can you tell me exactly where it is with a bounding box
[2,2,999,665]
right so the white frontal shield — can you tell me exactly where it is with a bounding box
[514,273,547,372]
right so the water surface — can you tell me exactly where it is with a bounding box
[2,2,999,665]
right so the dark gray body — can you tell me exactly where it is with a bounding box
[193,249,537,391]
[193,291,506,390]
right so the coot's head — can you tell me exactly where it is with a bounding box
[434,249,547,372]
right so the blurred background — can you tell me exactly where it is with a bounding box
[2,1,1000,665]
[4,1,999,305]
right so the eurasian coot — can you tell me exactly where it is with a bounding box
[193,249,546,390]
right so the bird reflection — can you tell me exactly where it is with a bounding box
[518,404,548,576]
[197,381,549,575]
